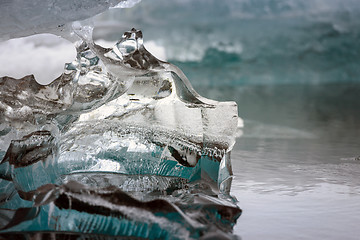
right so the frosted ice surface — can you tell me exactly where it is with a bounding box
[0,0,141,41]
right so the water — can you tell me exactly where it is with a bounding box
[197,84,360,239]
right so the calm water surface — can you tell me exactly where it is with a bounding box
[213,84,360,240]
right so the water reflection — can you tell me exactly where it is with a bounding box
[209,83,360,240]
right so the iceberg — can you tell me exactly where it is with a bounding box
[0,2,241,239]
[0,0,140,41]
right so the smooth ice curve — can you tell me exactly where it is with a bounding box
[0,24,241,238]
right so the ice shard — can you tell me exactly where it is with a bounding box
[0,26,241,238]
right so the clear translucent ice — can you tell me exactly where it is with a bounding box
[0,25,241,239]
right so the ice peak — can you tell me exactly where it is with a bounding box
[114,28,144,58]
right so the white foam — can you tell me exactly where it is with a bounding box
[162,38,243,62]
[144,40,167,61]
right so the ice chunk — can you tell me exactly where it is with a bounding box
[0,27,241,237]
[0,27,238,182]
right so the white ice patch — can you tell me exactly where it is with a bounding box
[89,159,122,172]
[113,0,142,8]
[127,140,152,153]
[95,39,167,61]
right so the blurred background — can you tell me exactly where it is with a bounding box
[1,0,360,239]
[93,0,360,132]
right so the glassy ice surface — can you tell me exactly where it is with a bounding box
[0,27,241,239]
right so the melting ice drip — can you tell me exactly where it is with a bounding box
[0,27,241,239]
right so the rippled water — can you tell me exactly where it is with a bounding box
[199,84,360,240]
